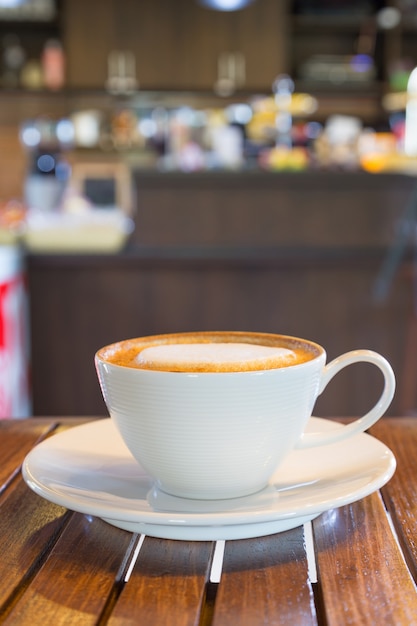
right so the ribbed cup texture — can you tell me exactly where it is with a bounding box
[96,360,322,499]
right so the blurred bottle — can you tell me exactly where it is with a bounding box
[41,39,65,90]
[24,150,68,211]
[1,34,25,88]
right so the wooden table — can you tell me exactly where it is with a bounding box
[1,416,417,625]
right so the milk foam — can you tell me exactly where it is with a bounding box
[136,342,297,372]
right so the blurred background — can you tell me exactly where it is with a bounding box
[1,0,417,419]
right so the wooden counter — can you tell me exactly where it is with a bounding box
[26,171,416,417]
[131,170,413,248]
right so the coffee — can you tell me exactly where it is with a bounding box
[98,331,318,373]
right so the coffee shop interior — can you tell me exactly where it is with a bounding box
[1,0,417,420]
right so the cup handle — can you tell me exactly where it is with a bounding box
[295,349,396,449]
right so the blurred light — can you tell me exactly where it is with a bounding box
[350,54,373,74]
[276,114,292,135]
[0,0,24,6]
[305,121,323,139]
[273,75,295,95]
[20,124,41,148]
[198,0,255,10]
[138,118,157,138]
[55,161,71,182]
[176,107,196,125]
[377,7,401,30]
[293,93,318,115]
[152,107,169,124]
[37,154,55,173]
[56,119,75,144]
[194,110,207,126]
[72,113,100,147]
[226,103,252,124]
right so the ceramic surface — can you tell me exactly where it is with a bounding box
[96,335,395,499]
[22,417,396,540]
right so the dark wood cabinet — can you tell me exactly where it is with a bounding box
[62,0,114,89]
[63,0,289,91]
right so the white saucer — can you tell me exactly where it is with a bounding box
[22,418,396,541]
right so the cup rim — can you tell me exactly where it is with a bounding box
[95,331,325,374]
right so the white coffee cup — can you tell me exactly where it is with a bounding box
[95,331,395,500]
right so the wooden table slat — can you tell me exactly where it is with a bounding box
[0,479,70,612]
[370,418,417,582]
[2,514,137,626]
[313,492,417,625]
[108,536,214,626]
[0,420,57,491]
[212,526,317,626]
